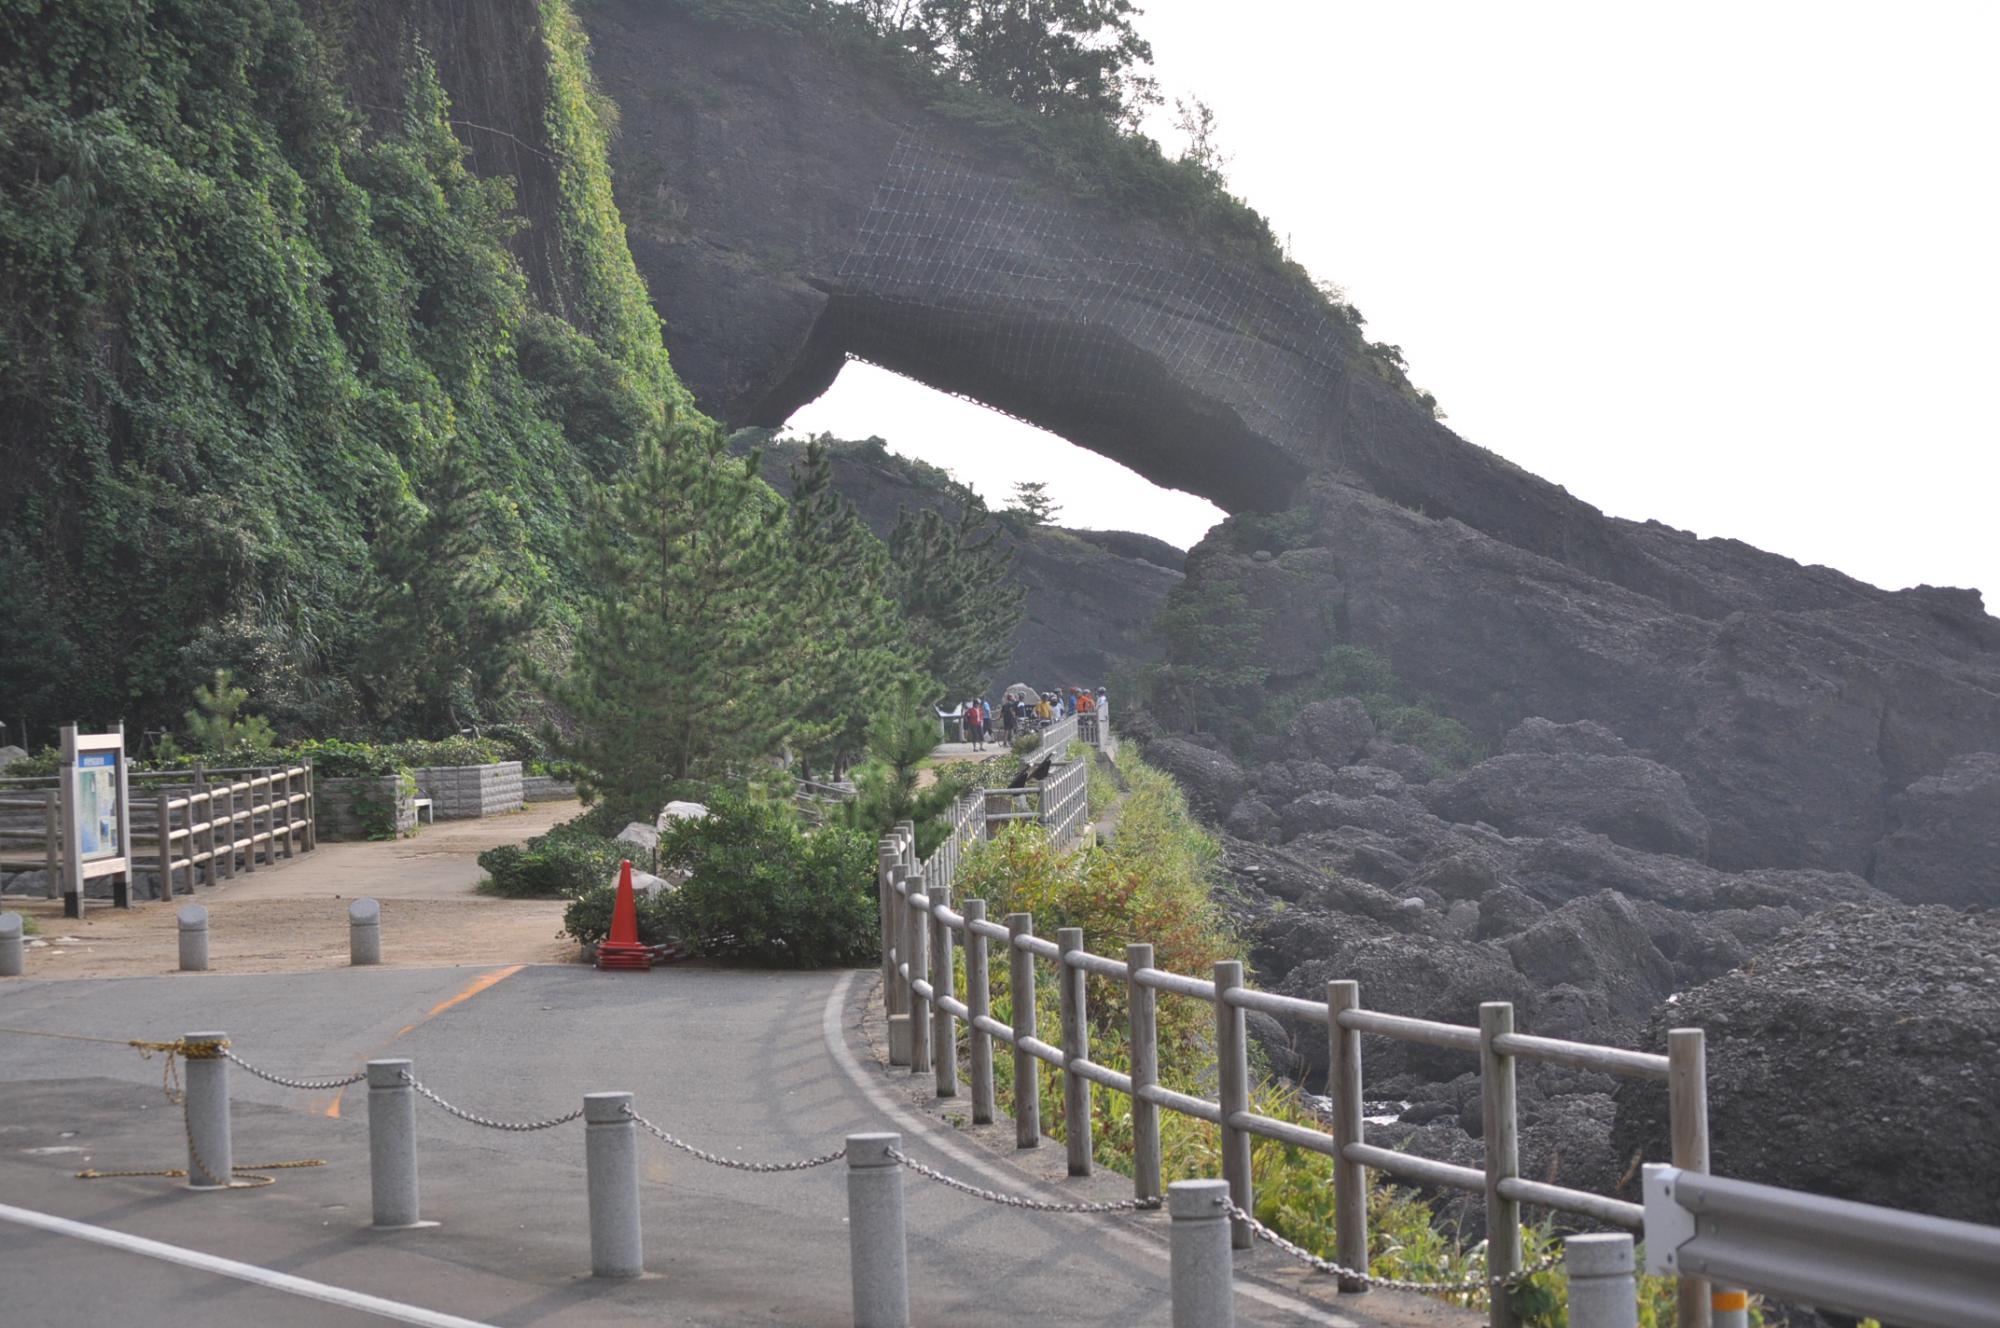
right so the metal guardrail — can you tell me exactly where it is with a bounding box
[1643,1165,2000,1328]
[877,800,1729,1328]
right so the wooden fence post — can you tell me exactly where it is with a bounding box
[1127,942,1161,1204]
[1007,912,1040,1149]
[1329,979,1369,1292]
[1480,1002,1522,1328]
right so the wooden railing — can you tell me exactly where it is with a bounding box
[876,814,1721,1328]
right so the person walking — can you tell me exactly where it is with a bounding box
[968,698,986,751]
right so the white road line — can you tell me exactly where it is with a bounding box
[818,969,1361,1327]
[0,1202,494,1328]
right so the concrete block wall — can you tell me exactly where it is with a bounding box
[317,776,418,840]
[522,774,577,803]
[410,762,523,819]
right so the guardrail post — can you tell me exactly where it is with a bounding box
[184,1031,232,1188]
[1057,927,1091,1177]
[1126,942,1161,1204]
[156,791,173,899]
[43,790,60,900]
[928,884,956,1098]
[349,898,381,966]
[199,782,218,885]
[847,1132,909,1327]
[878,840,903,1028]
[964,899,995,1124]
[907,877,931,1077]
[1214,960,1252,1248]
[1480,1001,1522,1328]
[583,1091,643,1278]
[1669,1027,1716,1328]
[1169,1179,1236,1328]
[888,865,916,1065]
[1328,978,1368,1291]
[366,1059,422,1227]
[217,781,235,879]
[178,904,210,972]
[1006,912,1040,1149]
[0,913,24,977]
[1565,1233,1638,1328]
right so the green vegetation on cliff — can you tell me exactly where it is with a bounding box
[0,0,684,739]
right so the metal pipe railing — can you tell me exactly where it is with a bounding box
[877,798,1714,1328]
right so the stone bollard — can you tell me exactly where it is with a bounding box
[1710,1287,1751,1328]
[349,898,381,966]
[1564,1233,1638,1328]
[367,1059,423,1227]
[0,912,23,977]
[584,1091,643,1278]
[845,1133,909,1328]
[183,1030,232,1189]
[178,905,210,972]
[1169,1179,1235,1328]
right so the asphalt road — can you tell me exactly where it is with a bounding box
[0,963,1465,1327]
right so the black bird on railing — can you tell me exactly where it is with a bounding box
[1025,755,1053,784]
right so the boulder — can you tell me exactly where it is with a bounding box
[1403,843,1506,902]
[1504,891,1676,1024]
[1612,905,2000,1225]
[1140,736,1246,823]
[1475,884,1549,940]
[1286,698,1375,766]
[1224,799,1280,846]
[1869,753,2000,907]
[616,822,660,854]
[1359,739,1438,784]
[657,800,710,828]
[0,745,27,770]
[1424,753,1710,860]
[1501,717,1629,758]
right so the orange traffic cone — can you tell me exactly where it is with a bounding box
[595,859,653,971]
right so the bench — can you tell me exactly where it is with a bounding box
[413,797,435,826]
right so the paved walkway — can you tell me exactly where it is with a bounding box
[0,963,1471,1327]
[2,802,587,980]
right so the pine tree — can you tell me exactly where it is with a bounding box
[363,447,541,735]
[888,494,1023,700]
[1005,479,1060,527]
[551,422,793,818]
[784,438,914,775]
[182,670,277,754]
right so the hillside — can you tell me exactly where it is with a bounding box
[738,433,1180,691]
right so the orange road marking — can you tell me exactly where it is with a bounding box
[319,966,528,1118]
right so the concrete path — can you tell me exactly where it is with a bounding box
[3,804,588,981]
[0,963,1472,1327]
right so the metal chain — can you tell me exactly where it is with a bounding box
[400,1071,583,1132]
[887,1148,1161,1214]
[1219,1199,1564,1293]
[625,1109,847,1172]
[221,1048,366,1092]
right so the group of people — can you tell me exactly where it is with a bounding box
[952,686,1106,751]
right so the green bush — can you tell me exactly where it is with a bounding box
[561,881,677,948]
[482,724,548,765]
[657,797,877,968]
[479,820,631,898]
[386,736,509,769]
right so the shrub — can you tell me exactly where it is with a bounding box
[480,819,630,898]
[482,723,547,765]
[657,797,878,968]
[386,736,509,769]
[561,881,677,948]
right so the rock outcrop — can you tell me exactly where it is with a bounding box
[1612,905,2000,1225]
[1869,753,2000,908]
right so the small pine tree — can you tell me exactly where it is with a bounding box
[183,670,277,753]
[550,422,793,819]
[840,681,963,848]
[1005,480,1060,527]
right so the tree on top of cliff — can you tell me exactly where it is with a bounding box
[892,0,1162,129]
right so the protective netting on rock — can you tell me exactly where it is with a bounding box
[833,133,1356,455]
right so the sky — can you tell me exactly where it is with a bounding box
[787,1,2000,601]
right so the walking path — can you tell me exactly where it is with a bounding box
[3,802,585,980]
[0,961,1469,1326]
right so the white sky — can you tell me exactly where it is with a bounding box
[787,1,1999,600]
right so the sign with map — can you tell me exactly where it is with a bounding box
[74,749,121,862]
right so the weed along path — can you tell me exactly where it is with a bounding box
[0,960,1462,1326]
[3,801,585,981]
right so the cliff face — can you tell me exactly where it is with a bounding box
[546,0,2000,885]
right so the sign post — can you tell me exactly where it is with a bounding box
[59,723,133,918]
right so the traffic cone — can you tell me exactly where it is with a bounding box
[595,859,653,971]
